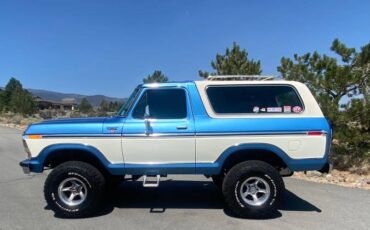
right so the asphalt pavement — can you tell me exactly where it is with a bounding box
[0,126,369,230]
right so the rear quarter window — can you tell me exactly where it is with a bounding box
[206,85,304,114]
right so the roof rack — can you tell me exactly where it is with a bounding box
[207,75,275,81]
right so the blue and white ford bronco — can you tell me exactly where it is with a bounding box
[20,76,331,218]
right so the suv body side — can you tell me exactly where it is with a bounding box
[20,80,331,176]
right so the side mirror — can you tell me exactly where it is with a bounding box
[144,105,150,118]
[144,105,151,135]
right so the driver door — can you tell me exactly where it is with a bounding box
[121,87,195,174]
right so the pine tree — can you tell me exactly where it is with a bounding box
[110,101,123,112]
[199,42,262,78]
[0,89,4,112]
[277,39,370,168]
[1,77,23,110]
[79,98,93,113]
[9,87,36,115]
[143,70,169,83]
[99,99,110,112]
[0,77,36,115]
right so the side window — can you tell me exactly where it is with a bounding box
[132,89,187,119]
[206,85,304,114]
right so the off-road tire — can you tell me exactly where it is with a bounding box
[44,161,105,218]
[222,160,285,218]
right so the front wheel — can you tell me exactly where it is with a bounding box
[44,161,106,218]
[222,160,285,218]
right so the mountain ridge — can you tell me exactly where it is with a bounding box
[27,89,125,106]
[26,88,125,106]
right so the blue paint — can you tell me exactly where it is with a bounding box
[102,116,126,134]
[25,117,106,135]
[186,83,209,116]
[195,116,330,134]
[124,163,195,175]
[19,158,44,173]
[25,116,128,136]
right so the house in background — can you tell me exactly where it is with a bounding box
[34,96,77,111]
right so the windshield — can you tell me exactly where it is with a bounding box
[117,86,141,116]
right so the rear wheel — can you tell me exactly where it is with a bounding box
[44,161,105,218]
[222,160,285,218]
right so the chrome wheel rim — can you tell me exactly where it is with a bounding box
[57,177,88,206]
[239,177,270,206]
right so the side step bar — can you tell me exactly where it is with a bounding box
[143,175,161,187]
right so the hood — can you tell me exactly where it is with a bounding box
[25,117,108,135]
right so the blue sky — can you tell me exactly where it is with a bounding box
[1,0,369,98]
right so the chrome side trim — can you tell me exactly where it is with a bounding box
[197,131,311,136]
[42,134,122,138]
[38,130,327,138]
[124,130,326,137]
[123,133,194,137]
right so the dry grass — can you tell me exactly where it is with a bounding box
[0,112,42,130]
[293,169,370,190]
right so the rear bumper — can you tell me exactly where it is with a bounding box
[287,157,329,171]
[19,159,43,174]
[318,162,331,174]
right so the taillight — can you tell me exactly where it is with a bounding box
[307,131,325,136]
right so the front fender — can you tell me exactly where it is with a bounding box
[19,143,124,175]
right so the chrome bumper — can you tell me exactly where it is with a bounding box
[19,160,31,174]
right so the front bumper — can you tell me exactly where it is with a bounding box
[19,160,31,174]
[19,159,43,174]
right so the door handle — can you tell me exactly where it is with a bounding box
[176,125,188,130]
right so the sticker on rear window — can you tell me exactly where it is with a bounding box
[253,106,259,113]
[283,106,291,113]
[267,107,282,113]
[292,106,302,113]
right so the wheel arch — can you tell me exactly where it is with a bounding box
[39,144,114,176]
[216,143,292,173]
